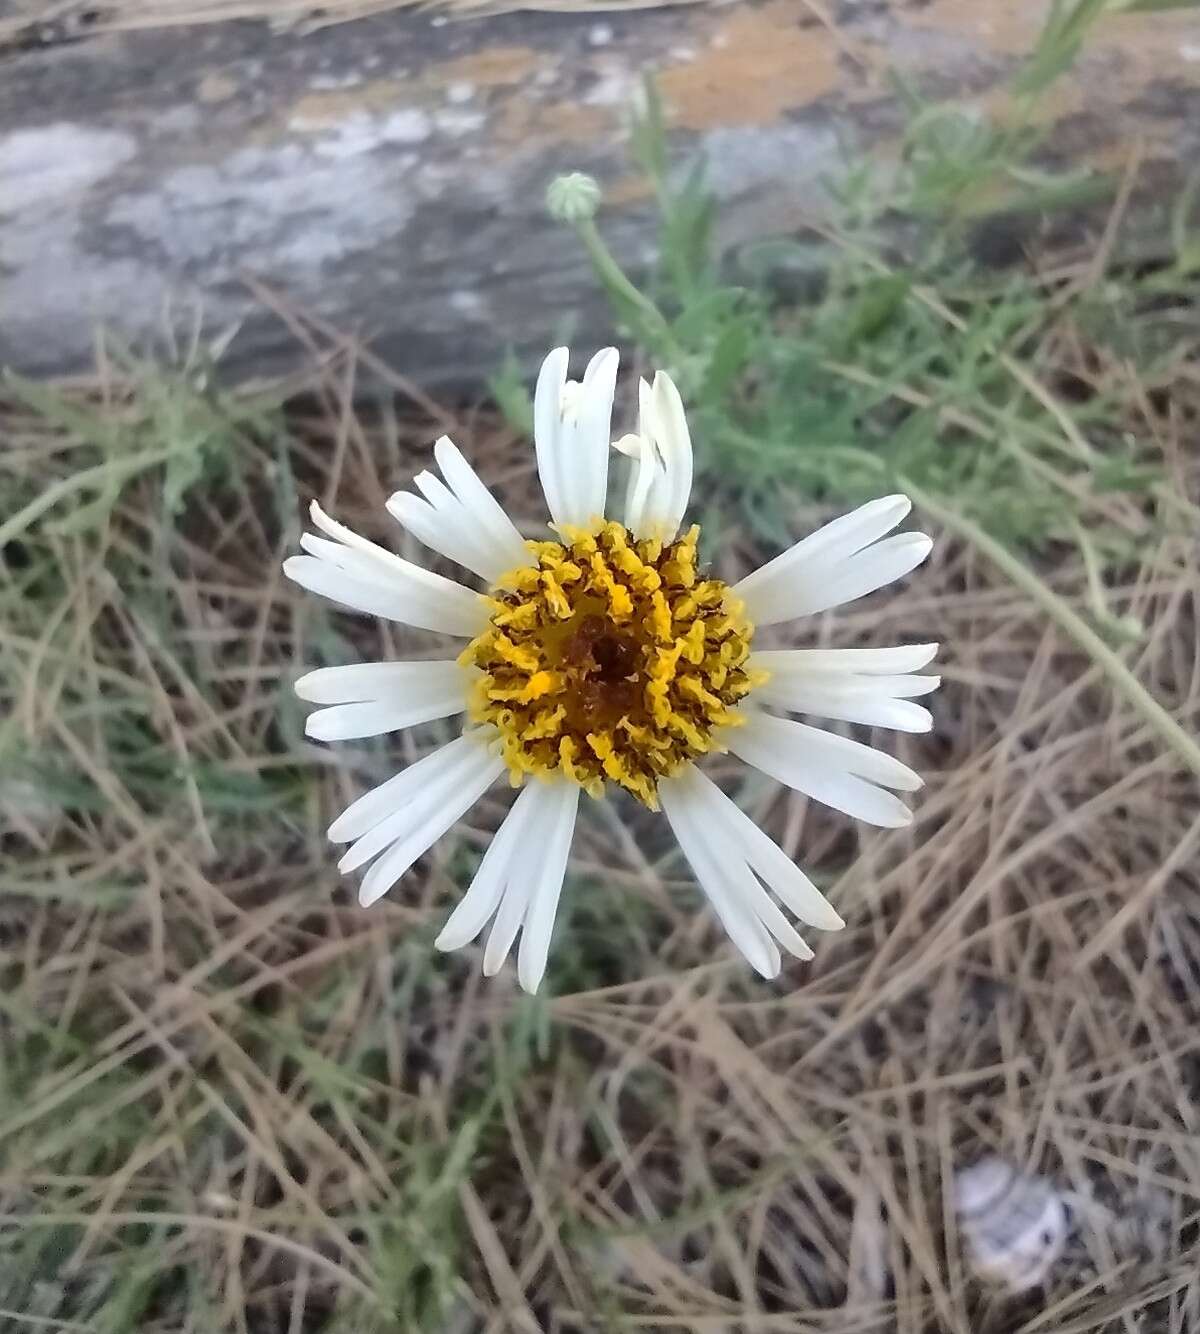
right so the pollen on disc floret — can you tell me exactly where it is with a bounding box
[461,521,766,808]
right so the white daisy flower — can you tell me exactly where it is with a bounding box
[285,348,938,993]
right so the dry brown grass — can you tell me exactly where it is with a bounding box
[1,300,1199,1333]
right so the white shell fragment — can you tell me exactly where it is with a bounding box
[955,1157,1069,1292]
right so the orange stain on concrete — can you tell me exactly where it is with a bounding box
[658,3,843,130]
[493,95,610,150]
[435,45,542,90]
[604,172,655,208]
[288,80,407,128]
[197,72,238,104]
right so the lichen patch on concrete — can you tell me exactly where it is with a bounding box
[658,3,842,130]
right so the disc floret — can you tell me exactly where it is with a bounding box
[462,522,763,807]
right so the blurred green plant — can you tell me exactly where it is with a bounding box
[515,0,1199,569]
[518,0,1200,776]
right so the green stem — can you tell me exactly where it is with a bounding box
[906,481,1200,780]
[573,218,677,351]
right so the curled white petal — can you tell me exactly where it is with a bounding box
[534,347,619,529]
[620,430,666,540]
[571,347,619,527]
[533,347,571,525]
[622,371,694,542]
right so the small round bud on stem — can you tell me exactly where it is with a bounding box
[546,172,602,223]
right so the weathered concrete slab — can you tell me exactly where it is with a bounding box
[1,1,1198,386]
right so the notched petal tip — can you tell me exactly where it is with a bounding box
[537,346,570,385]
[587,345,619,380]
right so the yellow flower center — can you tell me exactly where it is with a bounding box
[462,522,764,808]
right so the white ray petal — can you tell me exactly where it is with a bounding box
[305,690,466,741]
[571,347,619,527]
[678,766,844,931]
[307,501,484,600]
[753,661,941,700]
[299,531,492,612]
[787,533,934,619]
[680,776,814,961]
[285,503,486,636]
[388,426,533,584]
[533,346,570,525]
[627,371,695,542]
[779,717,925,790]
[338,736,488,873]
[283,555,484,637]
[650,371,694,540]
[295,659,467,705]
[734,495,920,624]
[434,784,539,952]
[753,675,938,733]
[386,491,497,584]
[328,732,477,843]
[621,429,666,539]
[660,776,781,978]
[728,711,917,827]
[432,436,531,573]
[735,494,910,598]
[356,747,505,906]
[516,781,580,994]
[482,824,541,977]
[749,644,939,676]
